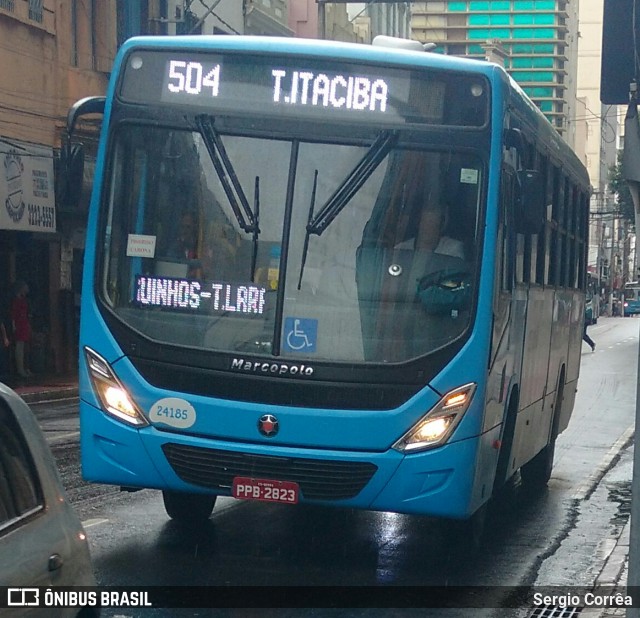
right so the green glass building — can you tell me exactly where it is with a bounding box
[411,0,577,136]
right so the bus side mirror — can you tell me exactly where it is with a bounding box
[56,143,85,210]
[515,169,545,235]
[58,96,105,211]
[67,96,105,138]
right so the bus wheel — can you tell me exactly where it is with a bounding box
[162,491,216,523]
[521,375,563,491]
[520,440,555,490]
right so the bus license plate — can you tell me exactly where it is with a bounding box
[232,477,299,504]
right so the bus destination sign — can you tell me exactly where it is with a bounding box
[134,275,268,318]
[118,50,488,126]
[164,59,390,114]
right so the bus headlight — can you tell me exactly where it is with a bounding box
[84,347,149,427]
[392,383,476,453]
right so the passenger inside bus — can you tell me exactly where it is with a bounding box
[356,149,475,361]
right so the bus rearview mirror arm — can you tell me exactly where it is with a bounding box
[59,96,104,210]
[66,96,105,140]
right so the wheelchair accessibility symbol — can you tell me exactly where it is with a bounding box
[283,317,317,353]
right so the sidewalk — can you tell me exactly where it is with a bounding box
[584,520,630,617]
[8,371,79,404]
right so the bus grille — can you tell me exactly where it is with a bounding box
[161,443,378,501]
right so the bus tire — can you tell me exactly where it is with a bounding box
[162,490,216,523]
[520,373,564,490]
[520,440,555,489]
[493,390,519,493]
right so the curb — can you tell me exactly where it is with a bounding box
[584,436,633,618]
[18,386,79,405]
[572,425,635,501]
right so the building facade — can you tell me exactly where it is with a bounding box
[0,0,116,379]
[410,0,579,145]
[344,2,411,41]
[294,0,365,41]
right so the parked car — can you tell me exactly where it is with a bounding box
[0,382,98,617]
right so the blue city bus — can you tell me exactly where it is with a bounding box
[66,35,590,535]
[624,282,640,316]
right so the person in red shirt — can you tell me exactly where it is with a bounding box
[10,281,32,378]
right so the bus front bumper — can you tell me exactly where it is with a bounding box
[80,402,491,519]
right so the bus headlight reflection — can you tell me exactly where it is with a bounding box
[84,347,149,427]
[393,383,476,453]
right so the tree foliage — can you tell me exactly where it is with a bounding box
[608,150,635,228]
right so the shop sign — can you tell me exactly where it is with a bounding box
[0,141,56,233]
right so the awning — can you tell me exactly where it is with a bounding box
[0,138,56,233]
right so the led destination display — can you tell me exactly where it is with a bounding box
[135,275,267,316]
[119,50,488,126]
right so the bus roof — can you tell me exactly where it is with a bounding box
[117,34,502,78]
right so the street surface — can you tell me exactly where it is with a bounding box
[34,316,638,617]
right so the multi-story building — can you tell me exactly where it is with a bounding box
[411,0,579,145]
[296,0,365,41]
[346,2,411,41]
[0,0,116,378]
[245,0,293,36]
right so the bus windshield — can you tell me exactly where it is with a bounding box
[101,124,481,364]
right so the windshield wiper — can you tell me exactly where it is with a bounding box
[306,130,398,236]
[297,169,318,290]
[297,131,398,289]
[196,115,259,234]
[251,175,260,281]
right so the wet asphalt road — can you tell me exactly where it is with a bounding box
[36,316,639,617]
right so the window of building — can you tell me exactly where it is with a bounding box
[532,27,555,38]
[512,43,534,53]
[533,43,555,53]
[490,14,510,24]
[28,0,42,23]
[534,13,555,24]
[513,70,555,82]
[514,14,535,25]
[470,14,490,25]
[448,44,467,54]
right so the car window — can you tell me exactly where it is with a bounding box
[0,402,42,529]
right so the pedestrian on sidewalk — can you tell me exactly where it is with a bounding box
[10,281,32,378]
[583,316,596,352]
